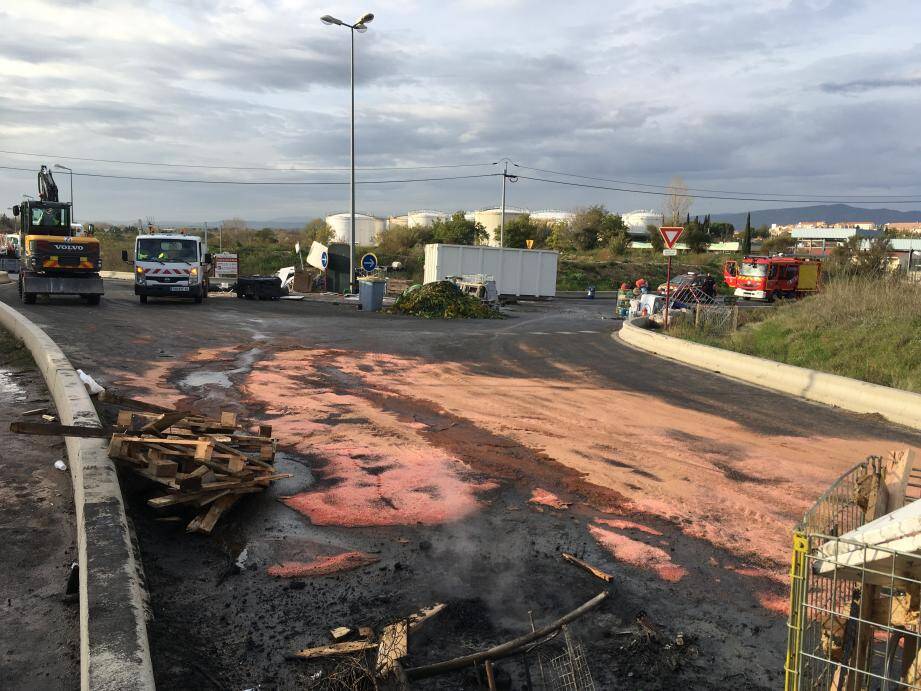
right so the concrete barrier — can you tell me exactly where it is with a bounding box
[619,317,921,430]
[0,301,155,690]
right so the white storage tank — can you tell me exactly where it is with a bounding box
[424,243,558,297]
[622,210,664,237]
[325,212,385,245]
[407,210,448,228]
[531,210,574,226]
[388,215,409,229]
[473,207,528,246]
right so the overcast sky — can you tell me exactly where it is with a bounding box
[1,0,920,224]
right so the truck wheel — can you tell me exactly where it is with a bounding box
[194,295,203,304]
[139,295,148,304]
[84,294,101,306]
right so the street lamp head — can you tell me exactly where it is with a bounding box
[321,14,344,25]
[357,12,374,25]
[354,23,368,33]
[53,163,71,171]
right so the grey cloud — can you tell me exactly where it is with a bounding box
[820,77,921,94]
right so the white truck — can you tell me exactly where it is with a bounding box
[123,233,212,304]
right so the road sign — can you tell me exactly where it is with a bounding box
[213,252,239,279]
[361,253,378,272]
[320,251,328,269]
[526,239,534,249]
[659,226,683,249]
[662,248,678,256]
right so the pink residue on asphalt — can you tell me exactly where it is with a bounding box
[244,349,497,528]
[529,488,570,510]
[283,443,496,527]
[589,523,688,583]
[755,590,789,615]
[595,517,663,536]
[267,551,380,577]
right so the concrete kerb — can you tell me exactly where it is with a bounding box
[618,317,921,431]
[0,300,155,691]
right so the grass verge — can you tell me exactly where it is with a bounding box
[671,277,921,393]
[0,326,33,369]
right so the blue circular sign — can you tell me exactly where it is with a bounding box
[361,253,378,272]
[320,251,328,269]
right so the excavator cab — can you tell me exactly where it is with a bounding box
[13,201,71,236]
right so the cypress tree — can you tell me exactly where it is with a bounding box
[742,212,752,255]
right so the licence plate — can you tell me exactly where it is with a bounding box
[170,286,190,292]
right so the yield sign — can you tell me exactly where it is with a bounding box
[659,226,683,249]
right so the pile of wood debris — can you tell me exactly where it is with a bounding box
[107,406,288,533]
[12,390,289,534]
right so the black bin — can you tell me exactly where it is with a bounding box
[235,275,288,300]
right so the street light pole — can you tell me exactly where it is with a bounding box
[54,164,74,223]
[322,11,374,294]
[350,26,356,292]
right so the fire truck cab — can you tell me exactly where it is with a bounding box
[723,255,821,301]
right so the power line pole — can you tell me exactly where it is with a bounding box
[500,161,507,247]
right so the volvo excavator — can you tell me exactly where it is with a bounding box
[11,165,104,304]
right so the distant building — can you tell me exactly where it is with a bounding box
[387,215,409,228]
[407,210,448,228]
[888,238,921,272]
[790,226,882,255]
[886,222,921,235]
[621,210,664,237]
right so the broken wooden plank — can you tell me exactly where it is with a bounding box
[140,411,189,434]
[147,458,179,478]
[562,552,614,583]
[330,626,353,642]
[98,390,177,414]
[11,420,109,438]
[408,603,447,633]
[376,620,408,677]
[187,494,240,534]
[358,626,374,639]
[220,411,237,427]
[292,640,377,660]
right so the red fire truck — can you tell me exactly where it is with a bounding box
[723,255,822,301]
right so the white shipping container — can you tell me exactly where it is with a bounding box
[423,244,558,297]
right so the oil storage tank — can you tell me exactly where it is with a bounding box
[407,210,448,228]
[473,207,528,246]
[325,213,386,245]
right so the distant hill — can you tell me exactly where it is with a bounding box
[712,204,921,229]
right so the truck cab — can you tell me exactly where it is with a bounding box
[12,200,104,304]
[126,234,212,304]
[724,256,821,301]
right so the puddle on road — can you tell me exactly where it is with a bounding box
[0,369,27,401]
[178,347,263,390]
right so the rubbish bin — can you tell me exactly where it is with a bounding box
[358,278,387,312]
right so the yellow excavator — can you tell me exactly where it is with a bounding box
[11,166,103,304]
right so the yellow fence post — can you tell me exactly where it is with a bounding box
[785,531,808,691]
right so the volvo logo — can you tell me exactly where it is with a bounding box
[53,244,84,251]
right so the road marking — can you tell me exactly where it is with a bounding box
[578,330,600,334]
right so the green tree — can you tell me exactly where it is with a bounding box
[376,223,432,255]
[741,212,752,254]
[647,224,664,251]
[254,228,277,244]
[302,218,333,246]
[0,213,14,231]
[503,214,553,249]
[684,222,709,253]
[710,222,734,240]
[431,211,486,245]
[760,232,792,255]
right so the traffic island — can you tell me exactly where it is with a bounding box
[0,301,155,691]
[618,316,921,430]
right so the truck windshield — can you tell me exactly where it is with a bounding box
[31,206,70,232]
[741,262,768,277]
[137,239,198,263]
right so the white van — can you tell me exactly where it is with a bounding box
[124,234,212,304]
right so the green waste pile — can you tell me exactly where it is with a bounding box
[389,281,502,319]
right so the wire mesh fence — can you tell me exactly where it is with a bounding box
[786,450,920,691]
[543,625,597,691]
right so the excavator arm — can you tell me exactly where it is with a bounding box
[37,165,59,202]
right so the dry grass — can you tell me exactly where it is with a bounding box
[679,277,921,393]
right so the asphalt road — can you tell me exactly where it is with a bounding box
[2,279,919,690]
